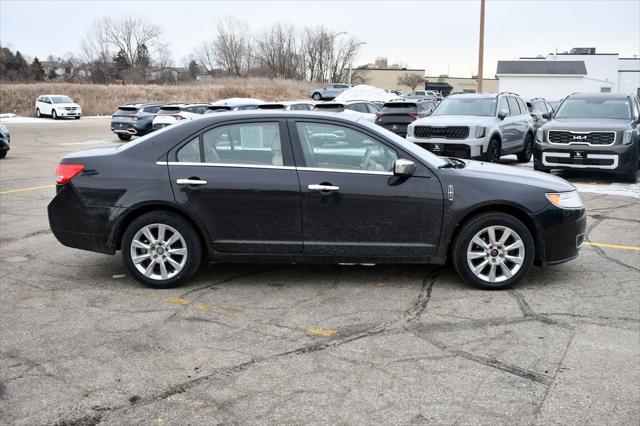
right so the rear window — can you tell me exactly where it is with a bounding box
[381,102,418,113]
[157,106,182,115]
[290,103,313,111]
[115,107,140,115]
[258,104,286,110]
[313,104,345,112]
[142,105,161,114]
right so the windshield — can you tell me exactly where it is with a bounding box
[432,97,496,117]
[51,96,73,104]
[554,98,631,119]
[357,119,447,168]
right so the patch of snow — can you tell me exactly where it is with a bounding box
[212,98,265,105]
[334,85,402,103]
[0,115,110,124]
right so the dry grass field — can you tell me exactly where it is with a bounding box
[0,78,314,116]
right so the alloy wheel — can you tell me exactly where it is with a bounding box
[130,223,188,281]
[466,225,525,283]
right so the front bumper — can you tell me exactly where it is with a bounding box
[48,184,117,255]
[407,136,488,159]
[57,110,81,117]
[534,205,587,266]
[535,141,638,173]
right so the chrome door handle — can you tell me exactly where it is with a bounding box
[308,184,340,192]
[176,178,208,186]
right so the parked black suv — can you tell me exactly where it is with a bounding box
[375,100,438,137]
[534,93,640,182]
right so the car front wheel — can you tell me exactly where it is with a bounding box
[52,109,58,119]
[517,133,533,163]
[452,212,535,290]
[312,92,322,101]
[122,211,202,288]
[483,139,501,163]
[36,108,41,118]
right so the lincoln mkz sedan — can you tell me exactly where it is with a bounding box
[48,112,586,290]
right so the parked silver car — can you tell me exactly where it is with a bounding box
[309,83,352,101]
[407,92,535,163]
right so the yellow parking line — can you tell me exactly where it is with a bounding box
[584,242,640,252]
[0,184,55,195]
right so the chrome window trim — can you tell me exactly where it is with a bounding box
[158,161,295,170]
[542,152,618,170]
[157,161,393,175]
[547,130,616,147]
[297,167,393,176]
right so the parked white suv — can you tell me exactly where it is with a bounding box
[151,104,209,130]
[35,95,82,119]
[407,92,535,163]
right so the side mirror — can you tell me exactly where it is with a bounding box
[498,109,509,120]
[542,112,552,120]
[394,159,416,177]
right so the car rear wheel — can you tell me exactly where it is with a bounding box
[117,133,132,141]
[517,133,533,163]
[312,92,322,101]
[52,109,58,120]
[452,212,535,290]
[122,211,202,289]
[483,139,501,163]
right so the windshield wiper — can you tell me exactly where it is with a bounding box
[438,157,466,169]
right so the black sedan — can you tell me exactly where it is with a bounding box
[48,112,586,290]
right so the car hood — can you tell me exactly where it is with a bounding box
[453,160,575,192]
[544,118,630,131]
[412,115,495,127]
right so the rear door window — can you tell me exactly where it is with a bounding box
[202,122,283,166]
[507,97,521,115]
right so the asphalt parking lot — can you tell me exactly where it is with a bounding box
[0,118,638,425]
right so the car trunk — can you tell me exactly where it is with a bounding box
[375,103,420,136]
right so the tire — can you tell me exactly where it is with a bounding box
[52,109,58,120]
[117,133,132,141]
[36,108,41,118]
[312,92,322,101]
[75,116,81,120]
[452,212,535,290]
[534,163,551,173]
[517,133,533,163]
[620,163,638,183]
[121,211,202,289]
[483,138,501,163]
[0,150,6,159]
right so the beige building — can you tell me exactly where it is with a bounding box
[425,76,499,96]
[354,68,427,93]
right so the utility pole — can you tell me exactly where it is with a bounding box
[477,0,485,93]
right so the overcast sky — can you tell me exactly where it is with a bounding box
[1,0,638,77]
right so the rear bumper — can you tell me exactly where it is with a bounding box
[48,184,117,255]
[534,141,638,173]
[534,206,587,266]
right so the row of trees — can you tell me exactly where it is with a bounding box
[197,18,363,83]
[1,15,365,84]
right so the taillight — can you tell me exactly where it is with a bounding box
[530,114,538,121]
[408,112,421,119]
[376,112,383,117]
[55,163,85,184]
[172,114,185,120]
[128,115,138,121]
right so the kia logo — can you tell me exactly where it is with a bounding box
[433,144,441,150]
[571,135,588,141]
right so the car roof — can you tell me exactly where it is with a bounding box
[39,94,72,97]
[567,92,631,100]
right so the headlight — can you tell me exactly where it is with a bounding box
[407,125,414,138]
[536,128,545,142]
[475,126,486,138]
[622,130,633,145]
[545,190,583,209]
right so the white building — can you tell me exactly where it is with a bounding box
[496,49,640,100]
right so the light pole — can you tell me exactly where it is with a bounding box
[348,41,367,85]
[477,0,485,93]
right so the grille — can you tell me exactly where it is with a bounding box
[417,143,471,159]
[414,126,469,139]
[548,131,615,145]
[65,107,77,111]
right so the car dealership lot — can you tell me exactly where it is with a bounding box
[1,119,638,424]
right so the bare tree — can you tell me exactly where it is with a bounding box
[102,16,162,67]
[397,73,425,91]
[253,23,304,79]
[155,43,173,68]
[198,17,251,77]
[80,18,113,83]
[301,26,363,83]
